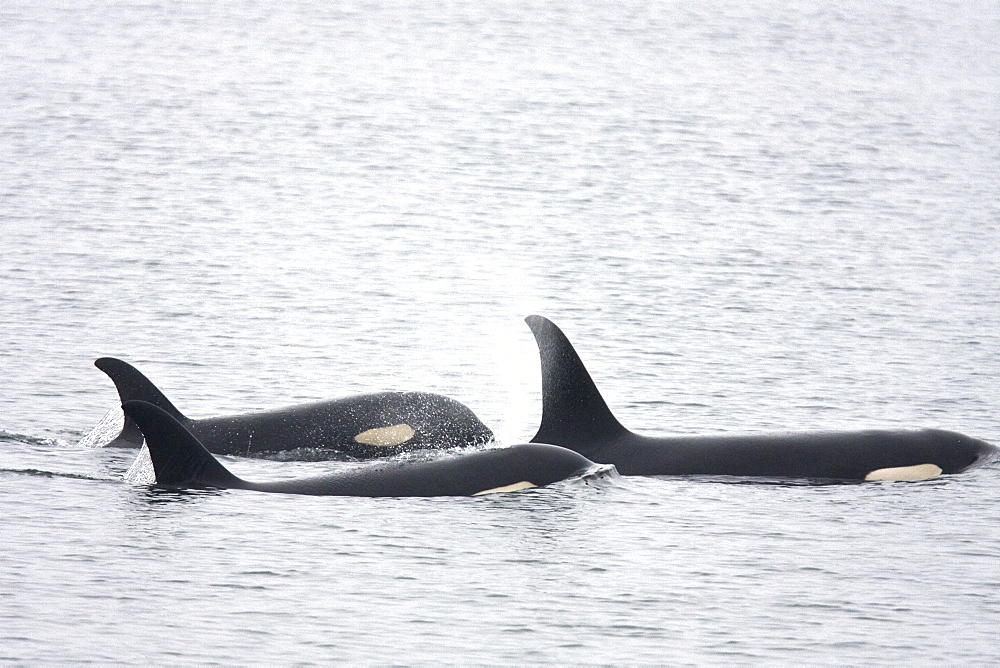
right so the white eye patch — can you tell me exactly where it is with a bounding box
[472,481,537,496]
[864,463,942,482]
[353,424,415,447]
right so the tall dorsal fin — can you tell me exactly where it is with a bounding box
[122,401,244,489]
[525,315,627,449]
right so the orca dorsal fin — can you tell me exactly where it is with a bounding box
[122,401,244,489]
[525,315,627,449]
[95,358,187,420]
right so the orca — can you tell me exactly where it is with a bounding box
[94,357,494,459]
[525,315,997,481]
[122,401,597,497]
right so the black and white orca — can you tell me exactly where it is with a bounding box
[123,400,597,497]
[525,315,997,481]
[94,357,493,459]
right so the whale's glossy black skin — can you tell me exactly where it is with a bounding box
[525,315,997,480]
[123,401,596,497]
[95,357,494,459]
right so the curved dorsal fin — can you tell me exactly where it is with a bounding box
[122,401,243,488]
[525,315,626,449]
[95,358,186,419]
[94,357,187,422]
[95,357,189,448]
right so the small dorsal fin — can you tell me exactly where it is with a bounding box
[122,401,243,488]
[95,358,189,447]
[95,358,187,420]
[525,316,626,449]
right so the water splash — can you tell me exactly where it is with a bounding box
[123,444,155,484]
[77,406,126,449]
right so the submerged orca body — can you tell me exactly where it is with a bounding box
[123,401,596,497]
[525,316,997,481]
[95,357,493,458]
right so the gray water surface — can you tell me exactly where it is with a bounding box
[2,1,999,664]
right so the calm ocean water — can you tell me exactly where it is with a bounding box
[3,1,999,664]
